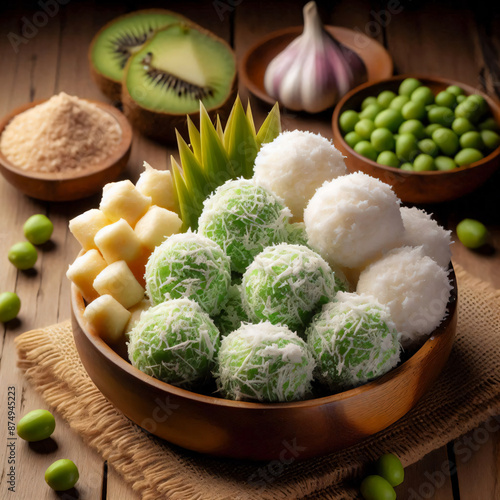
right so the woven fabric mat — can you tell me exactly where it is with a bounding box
[15,264,500,500]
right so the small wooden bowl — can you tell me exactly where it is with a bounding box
[0,99,132,202]
[240,25,393,107]
[71,268,458,461]
[332,75,500,203]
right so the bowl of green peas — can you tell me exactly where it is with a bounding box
[332,75,500,203]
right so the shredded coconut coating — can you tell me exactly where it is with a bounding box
[241,243,337,334]
[145,231,231,316]
[198,179,291,273]
[214,284,248,336]
[0,92,121,174]
[306,292,401,392]
[127,298,220,389]
[304,172,404,269]
[399,207,453,269]
[253,130,347,221]
[357,246,452,349]
[215,321,316,402]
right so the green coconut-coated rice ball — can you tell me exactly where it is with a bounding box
[144,231,231,316]
[306,292,401,392]
[215,321,316,402]
[198,179,291,273]
[128,298,220,389]
[241,243,336,334]
[285,222,309,247]
[214,284,249,336]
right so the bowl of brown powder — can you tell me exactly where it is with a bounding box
[0,92,132,201]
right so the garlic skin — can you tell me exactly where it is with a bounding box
[264,1,367,113]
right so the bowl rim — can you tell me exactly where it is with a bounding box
[332,74,500,175]
[0,97,132,181]
[71,264,458,410]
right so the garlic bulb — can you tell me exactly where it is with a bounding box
[264,1,367,113]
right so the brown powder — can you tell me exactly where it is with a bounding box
[0,92,122,174]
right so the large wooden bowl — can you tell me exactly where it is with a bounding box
[71,268,458,461]
[332,75,500,204]
[0,99,132,201]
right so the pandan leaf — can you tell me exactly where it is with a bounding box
[216,115,224,143]
[186,116,202,162]
[256,102,281,149]
[224,95,258,178]
[246,101,257,137]
[171,157,197,231]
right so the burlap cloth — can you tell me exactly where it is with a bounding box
[14,264,500,499]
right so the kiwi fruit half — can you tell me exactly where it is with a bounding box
[122,23,237,142]
[89,9,190,101]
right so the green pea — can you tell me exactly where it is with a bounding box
[480,130,500,151]
[413,153,435,171]
[375,453,405,487]
[432,128,459,156]
[447,85,464,97]
[411,86,434,106]
[455,98,483,124]
[426,104,437,113]
[455,148,484,166]
[389,95,410,111]
[435,156,457,171]
[45,459,79,491]
[396,133,419,161]
[8,242,38,270]
[377,151,399,168]
[0,292,21,323]
[377,90,397,108]
[362,96,378,110]
[428,106,455,127]
[418,138,439,157]
[452,117,475,136]
[355,119,376,140]
[17,409,55,442]
[360,475,396,500]
[456,218,488,249]
[339,110,360,134]
[345,131,363,149]
[399,77,422,97]
[456,94,466,103]
[400,162,414,171]
[360,103,384,121]
[435,90,457,109]
[460,131,484,150]
[468,94,488,116]
[425,123,442,137]
[23,214,54,245]
[401,100,426,121]
[478,117,499,131]
[354,141,378,161]
[399,119,425,139]
[374,109,404,132]
[371,128,395,152]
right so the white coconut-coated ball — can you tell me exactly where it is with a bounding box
[399,207,453,269]
[304,172,404,269]
[357,246,453,349]
[253,130,347,221]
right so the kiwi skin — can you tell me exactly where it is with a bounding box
[121,26,237,144]
[88,9,193,102]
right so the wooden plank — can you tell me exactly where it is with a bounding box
[107,465,140,500]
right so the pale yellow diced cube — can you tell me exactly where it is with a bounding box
[93,260,145,309]
[125,298,151,336]
[66,249,107,303]
[134,205,182,250]
[94,219,143,264]
[100,180,151,227]
[69,209,111,251]
[83,294,131,344]
[136,161,178,213]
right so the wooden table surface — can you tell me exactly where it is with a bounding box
[1,1,499,499]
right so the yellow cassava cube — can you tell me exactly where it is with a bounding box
[93,260,145,309]
[69,209,111,251]
[125,298,151,335]
[66,249,107,303]
[83,294,131,344]
[134,205,183,250]
[100,180,151,227]
[94,219,143,264]
[136,161,178,213]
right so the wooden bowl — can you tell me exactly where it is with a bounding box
[0,99,132,201]
[332,75,500,204]
[240,26,393,107]
[70,268,458,461]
